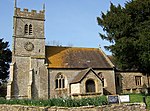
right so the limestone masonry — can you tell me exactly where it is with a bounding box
[6,3,150,99]
[0,104,146,111]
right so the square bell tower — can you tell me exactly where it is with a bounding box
[7,1,48,99]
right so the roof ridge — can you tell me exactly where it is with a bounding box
[45,45,99,49]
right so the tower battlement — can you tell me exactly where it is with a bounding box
[15,8,45,20]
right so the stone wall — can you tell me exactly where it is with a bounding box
[95,70,116,95]
[0,103,146,111]
[116,72,149,94]
[8,5,46,100]
[49,69,116,98]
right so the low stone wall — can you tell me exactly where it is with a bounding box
[0,103,147,111]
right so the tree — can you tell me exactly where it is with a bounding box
[0,38,11,82]
[97,0,150,73]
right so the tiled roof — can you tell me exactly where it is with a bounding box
[71,68,101,84]
[71,68,90,84]
[107,55,115,66]
[46,46,113,68]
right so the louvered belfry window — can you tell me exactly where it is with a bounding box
[29,24,32,35]
[24,24,33,35]
[24,24,28,34]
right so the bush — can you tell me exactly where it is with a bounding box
[0,83,7,98]
[146,96,150,109]
[79,96,107,106]
[0,96,107,107]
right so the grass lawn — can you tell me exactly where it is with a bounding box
[145,96,150,109]
[129,94,144,103]
[127,93,150,109]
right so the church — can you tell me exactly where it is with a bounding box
[6,3,150,99]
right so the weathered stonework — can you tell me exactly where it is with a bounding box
[95,70,116,95]
[15,8,45,20]
[48,69,116,98]
[7,3,150,100]
[70,69,103,98]
[7,6,47,99]
[6,3,120,99]
[0,103,146,111]
[116,71,149,94]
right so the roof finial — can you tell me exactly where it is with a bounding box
[14,0,17,8]
[43,3,45,11]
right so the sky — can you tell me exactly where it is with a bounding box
[0,0,127,55]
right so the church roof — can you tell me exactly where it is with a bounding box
[46,46,114,69]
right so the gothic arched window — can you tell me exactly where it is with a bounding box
[24,24,28,34]
[29,24,32,35]
[55,73,65,89]
[86,79,95,93]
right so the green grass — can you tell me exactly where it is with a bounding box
[124,93,150,109]
[146,96,150,109]
[129,94,144,103]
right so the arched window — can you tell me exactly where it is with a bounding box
[24,24,28,34]
[29,24,32,35]
[86,79,95,93]
[55,73,65,89]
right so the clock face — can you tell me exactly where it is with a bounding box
[24,42,34,51]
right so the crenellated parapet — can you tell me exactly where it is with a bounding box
[14,8,45,20]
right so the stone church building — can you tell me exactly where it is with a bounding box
[6,4,150,99]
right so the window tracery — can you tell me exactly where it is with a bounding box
[55,73,65,89]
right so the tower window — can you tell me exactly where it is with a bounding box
[55,73,65,89]
[24,24,33,35]
[24,24,28,34]
[29,24,32,35]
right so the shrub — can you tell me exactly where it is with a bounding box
[0,83,7,97]
[146,96,150,109]
[0,96,107,107]
[78,96,107,106]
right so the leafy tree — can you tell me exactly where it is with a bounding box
[0,38,11,82]
[97,0,150,73]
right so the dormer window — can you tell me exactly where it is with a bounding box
[24,24,28,34]
[29,24,32,35]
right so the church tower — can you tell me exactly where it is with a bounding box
[7,1,48,99]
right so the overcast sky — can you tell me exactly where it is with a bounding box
[0,0,127,55]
